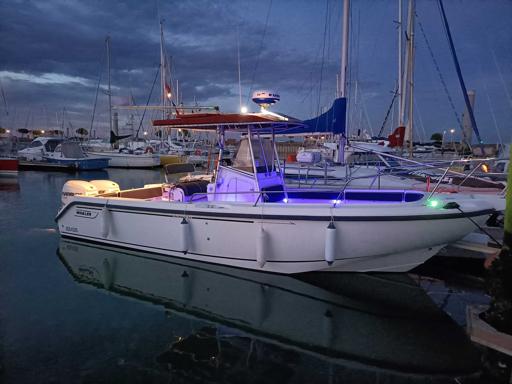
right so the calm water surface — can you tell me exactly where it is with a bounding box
[0,170,489,383]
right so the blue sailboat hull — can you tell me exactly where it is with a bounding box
[44,157,110,170]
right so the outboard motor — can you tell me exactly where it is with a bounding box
[89,180,120,195]
[61,180,98,205]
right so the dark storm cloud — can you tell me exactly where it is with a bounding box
[1,0,327,129]
[1,0,511,143]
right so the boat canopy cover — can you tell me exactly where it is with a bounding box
[61,142,87,158]
[152,113,305,132]
[152,97,345,135]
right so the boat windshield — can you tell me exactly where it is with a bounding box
[29,141,43,148]
[347,152,391,168]
[232,136,277,173]
[44,139,63,152]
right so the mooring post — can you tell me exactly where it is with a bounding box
[503,145,512,250]
[484,145,512,337]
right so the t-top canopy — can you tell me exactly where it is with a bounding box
[152,97,346,135]
[152,112,305,132]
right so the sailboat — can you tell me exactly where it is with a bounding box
[86,37,160,168]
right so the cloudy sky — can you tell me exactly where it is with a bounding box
[1,0,511,143]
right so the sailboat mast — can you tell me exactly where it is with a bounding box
[338,0,350,163]
[160,20,166,119]
[407,0,415,157]
[237,26,242,112]
[397,0,403,127]
[106,36,113,136]
[339,0,350,98]
[176,79,179,106]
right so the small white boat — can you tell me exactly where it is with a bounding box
[56,107,500,273]
[18,137,109,170]
[17,137,62,161]
[87,150,160,168]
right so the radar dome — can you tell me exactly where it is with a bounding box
[251,91,280,109]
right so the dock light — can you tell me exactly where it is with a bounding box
[166,92,172,99]
[332,199,342,205]
[449,129,455,134]
[143,131,148,136]
[282,198,289,203]
[6,129,10,133]
[41,130,45,134]
[240,106,248,114]
[481,163,489,173]
[427,199,440,208]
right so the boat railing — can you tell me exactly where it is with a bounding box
[186,188,417,207]
[349,144,501,188]
[185,173,415,207]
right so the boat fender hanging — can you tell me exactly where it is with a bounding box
[145,146,154,154]
[180,218,190,253]
[256,227,267,268]
[101,203,110,238]
[324,222,336,265]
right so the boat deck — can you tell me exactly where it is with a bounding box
[100,185,426,206]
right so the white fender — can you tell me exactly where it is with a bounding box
[256,227,267,268]
[101,204,110,238]
[324,222,336,265]
[180,218,190,253]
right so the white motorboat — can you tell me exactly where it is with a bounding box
[56,107,499,273]
[17,136,63,161]
[18,137,110,170]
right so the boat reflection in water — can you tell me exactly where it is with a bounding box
[0,176,19,191]
[58,239,481,383]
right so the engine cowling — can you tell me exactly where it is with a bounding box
[61,180,98,205]
[89,180,120,195]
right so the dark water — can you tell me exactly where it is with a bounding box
[0,170,492,383]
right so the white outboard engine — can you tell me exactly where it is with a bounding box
[61,180,98,205]
[89,180,120,195]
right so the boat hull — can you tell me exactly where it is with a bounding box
[44,157,110,170]
[88,151,160,168]
[56,197,493,273]
[0,158,18,177]
[159,154,182,166]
